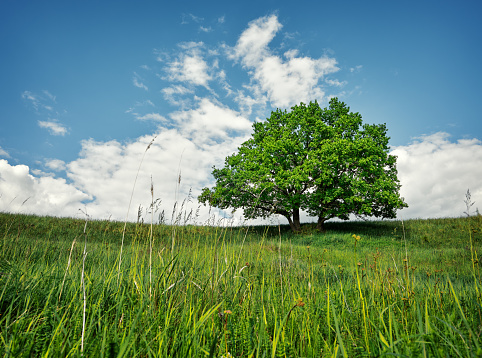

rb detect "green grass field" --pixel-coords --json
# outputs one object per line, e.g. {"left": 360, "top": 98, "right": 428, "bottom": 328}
{"left": 0, "top": 212, "right": 481, "bottom": 357}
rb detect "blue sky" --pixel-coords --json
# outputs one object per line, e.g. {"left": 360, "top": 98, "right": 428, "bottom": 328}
{"left": 1, "top": 0, "right": 481, "bottom": 222}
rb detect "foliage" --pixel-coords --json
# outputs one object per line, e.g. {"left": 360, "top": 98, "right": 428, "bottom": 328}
{"left": 199, "top": 98, "right": 407, "bottom": 232}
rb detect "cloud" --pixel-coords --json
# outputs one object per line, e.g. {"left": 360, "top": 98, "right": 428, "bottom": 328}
{"left": 181, "top": 13, "right": 204, "bottom": 24}
{"left": 165, "top": 43, "right": 213, "bottom": 88}
{"left": 133, "top": 72, "right": 148, "bottom": 90}
{"left": 18, "top": 15, "right": 478, "bottom": 226}
{"left": 136, "top": 113, "right": 167, "bottom": 122}
{"left": 62, "top": 99, "right": 252, "bottom": 222}
{"left": 0, "top": 146, "right": 9, "bottom": 158}
{"left": 0, "top": 159, "right": 91, "bottom": 216}
{"left": 45, "top": 158, "right": 66, "bottom": 171}
{"left": 162, "top": 85, "right": 195, "bottom": 107}
{"left": 42, "top": 90, "right": 57, "bottom": 102}
{"left": 21, "top": 91, "right": 41, "bottom": 110}
{"left": 169, "top": 97, "right": 252, "bottom": 146}
{"left": 392, "top": 132, "right": 482, "bottom": 219}
{"left": 228, "top": 14, "right": 340, "bottom": 108}
{"left": 38, "top": 120, "right": 68, "bottom": 136}
{"left": 22, "top": 90, "right": 69, "bottom": 136}
{"left": 350, "top": 65, "right": 363, "bottom": 73}
{"left": 199, "top": 26, "right": 212, "bottom": 33}
{"left": 2, "top": 96, "right": 253, "bottom": 222}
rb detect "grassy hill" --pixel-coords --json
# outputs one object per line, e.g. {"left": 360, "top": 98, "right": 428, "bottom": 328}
{"left": 0, "top": 212, "right": 481, "bottom": 357}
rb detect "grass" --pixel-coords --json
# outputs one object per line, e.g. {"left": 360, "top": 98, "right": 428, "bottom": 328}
{"left": 0, "top": 211, "right": 481, "bottom": 357}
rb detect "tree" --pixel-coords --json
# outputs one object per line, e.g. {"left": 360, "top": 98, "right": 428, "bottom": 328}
{"left": 198, "top": 98, "right": 408, "bottom": 232}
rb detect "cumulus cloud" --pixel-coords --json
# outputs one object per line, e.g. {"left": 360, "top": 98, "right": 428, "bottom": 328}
{"left": 229, "top": 14, "right": 339, "bottom": 108}
{"left": 170, "top": 98, "right": 252, "bottom": 146}
{"left": 63, "top": 106, "right": 251, "bottom": 222}
{"left": 0, "top": 97, "right": 253, "bottom": 222}
{"left": 392, "top": 132, "right": 482, "bottom": 219}
{"left": 165, "top": 43, "right": 212, "bottom": 88}
{"left": 0, "top": 159, "right": 91, "bottom": 216}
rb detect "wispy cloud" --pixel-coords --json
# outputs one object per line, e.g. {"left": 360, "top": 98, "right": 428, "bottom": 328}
{"left": 181, "top": 13, "right": 204, "bottom": 25}
{"left": 162, "top": 85, "right": 194, "bottom": 107}
{"left": 38, "top": 120, "right": 68, "bottom": 136}
{"left": 350, "top": 65, "right": 363, "bottom": 73}
{"left": 0, "top": 146, "right": 10, "bottom": 158}
{"left": 22, "top": 90, "right": 69, "bottom": 136}
{"left": 22, "top": 91, "right": 44, "bottom": 111}
{"left": 42, "top": 90, "right": 56, "bottom": 102}
{"left": 199, "top": 26, "right": 212, "bottom": 33}
{"left": 133, "top": 72, "right": 148, "bottom": 90}
{"left": 136, "top": 113, "right": 167, "bottom": 122}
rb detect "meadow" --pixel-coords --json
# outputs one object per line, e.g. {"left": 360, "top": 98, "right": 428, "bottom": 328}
{"left": 0, "top": 211, "right": 481, "bottom": 357}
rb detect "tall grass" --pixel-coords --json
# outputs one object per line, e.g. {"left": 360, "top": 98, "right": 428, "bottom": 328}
{"left": 0, "top": 212, "right": 481, "bottom": 356}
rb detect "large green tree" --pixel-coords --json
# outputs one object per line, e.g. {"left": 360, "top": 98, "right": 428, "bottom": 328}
{"left": 198, "top": 98, "right": 407, "bottom": 232}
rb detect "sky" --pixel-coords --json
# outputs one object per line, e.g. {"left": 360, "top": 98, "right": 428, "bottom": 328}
{"left": 1, "top": 0, "right": 482, "bottom": 225}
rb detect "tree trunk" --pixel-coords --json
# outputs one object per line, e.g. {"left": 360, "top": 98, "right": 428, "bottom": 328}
{"left": 316, "top": 216, "right": 326, "bottom": 232}
{"left": 287, "top": 208, "right": 301, "bottom": 233}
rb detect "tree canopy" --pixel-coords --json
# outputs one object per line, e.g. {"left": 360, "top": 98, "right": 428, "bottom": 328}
{"left": 198, "top": 98, "right": 408, "bottom": 232}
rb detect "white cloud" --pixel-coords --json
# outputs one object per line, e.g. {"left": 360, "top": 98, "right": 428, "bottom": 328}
{"left": 15, "top": 16, "right": 481, "bottom": 227}
{"left": 63, "top": 105, "right": 251, "bottom": 222}
{"left": 0, "top": 146, "right": 9, "bottom": 158}
{"left": 45, "top": 158, "right": 66, "bottom": 171}
{"left": 0, "top": 159, "right": 91, "bottom": 216}
{"left": 181, "top": 13, "right": 204, "bottom": 24}
{"left": 229, "top": 14, "right": 339, "bottom": 108}
{"left": 165, "top": 45, "right": 212, "bottom": 88}
{"left": 392, "top": 132, "right": 482, "bottom": 219}
{"left": 199, "top": 26, "right": 212, "bottom": 33}
{"left": 229, "top": 15, "right": 282, "bottom": 67}
{"left": 136, "top": 113, "right": 167, "bottom": 122}
{"left": 133, "top": 72, "right": 148, "bottom": 90}
{"left": 162, "top": 85, "right": 195, "bottom": 107}
{"left": 38, "top": 120, "right": 68, "bottom": 136}
{"left": 21, "top": 90, "right": 42, "bottom": 111}
{"left": 350, "top": 65, "right": 363, "bottom": 73}
{"left": 169, "top": 97, "right": 252, "bottom": 146}
{"left": 325, "top": 79, "right": 347, "bottom": 87}
{"left": 2, "top": 97, "right": 253, "bottom": 222}
{"left": 22, "top": 90, "right": 58, "bottom": 113}
{"left": 42, "top": 90, "right": 57, "bottom": 102}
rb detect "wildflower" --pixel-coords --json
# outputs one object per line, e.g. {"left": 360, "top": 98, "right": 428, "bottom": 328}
{"left": 295, "top": 298, "right": 305, "bottom": 307}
